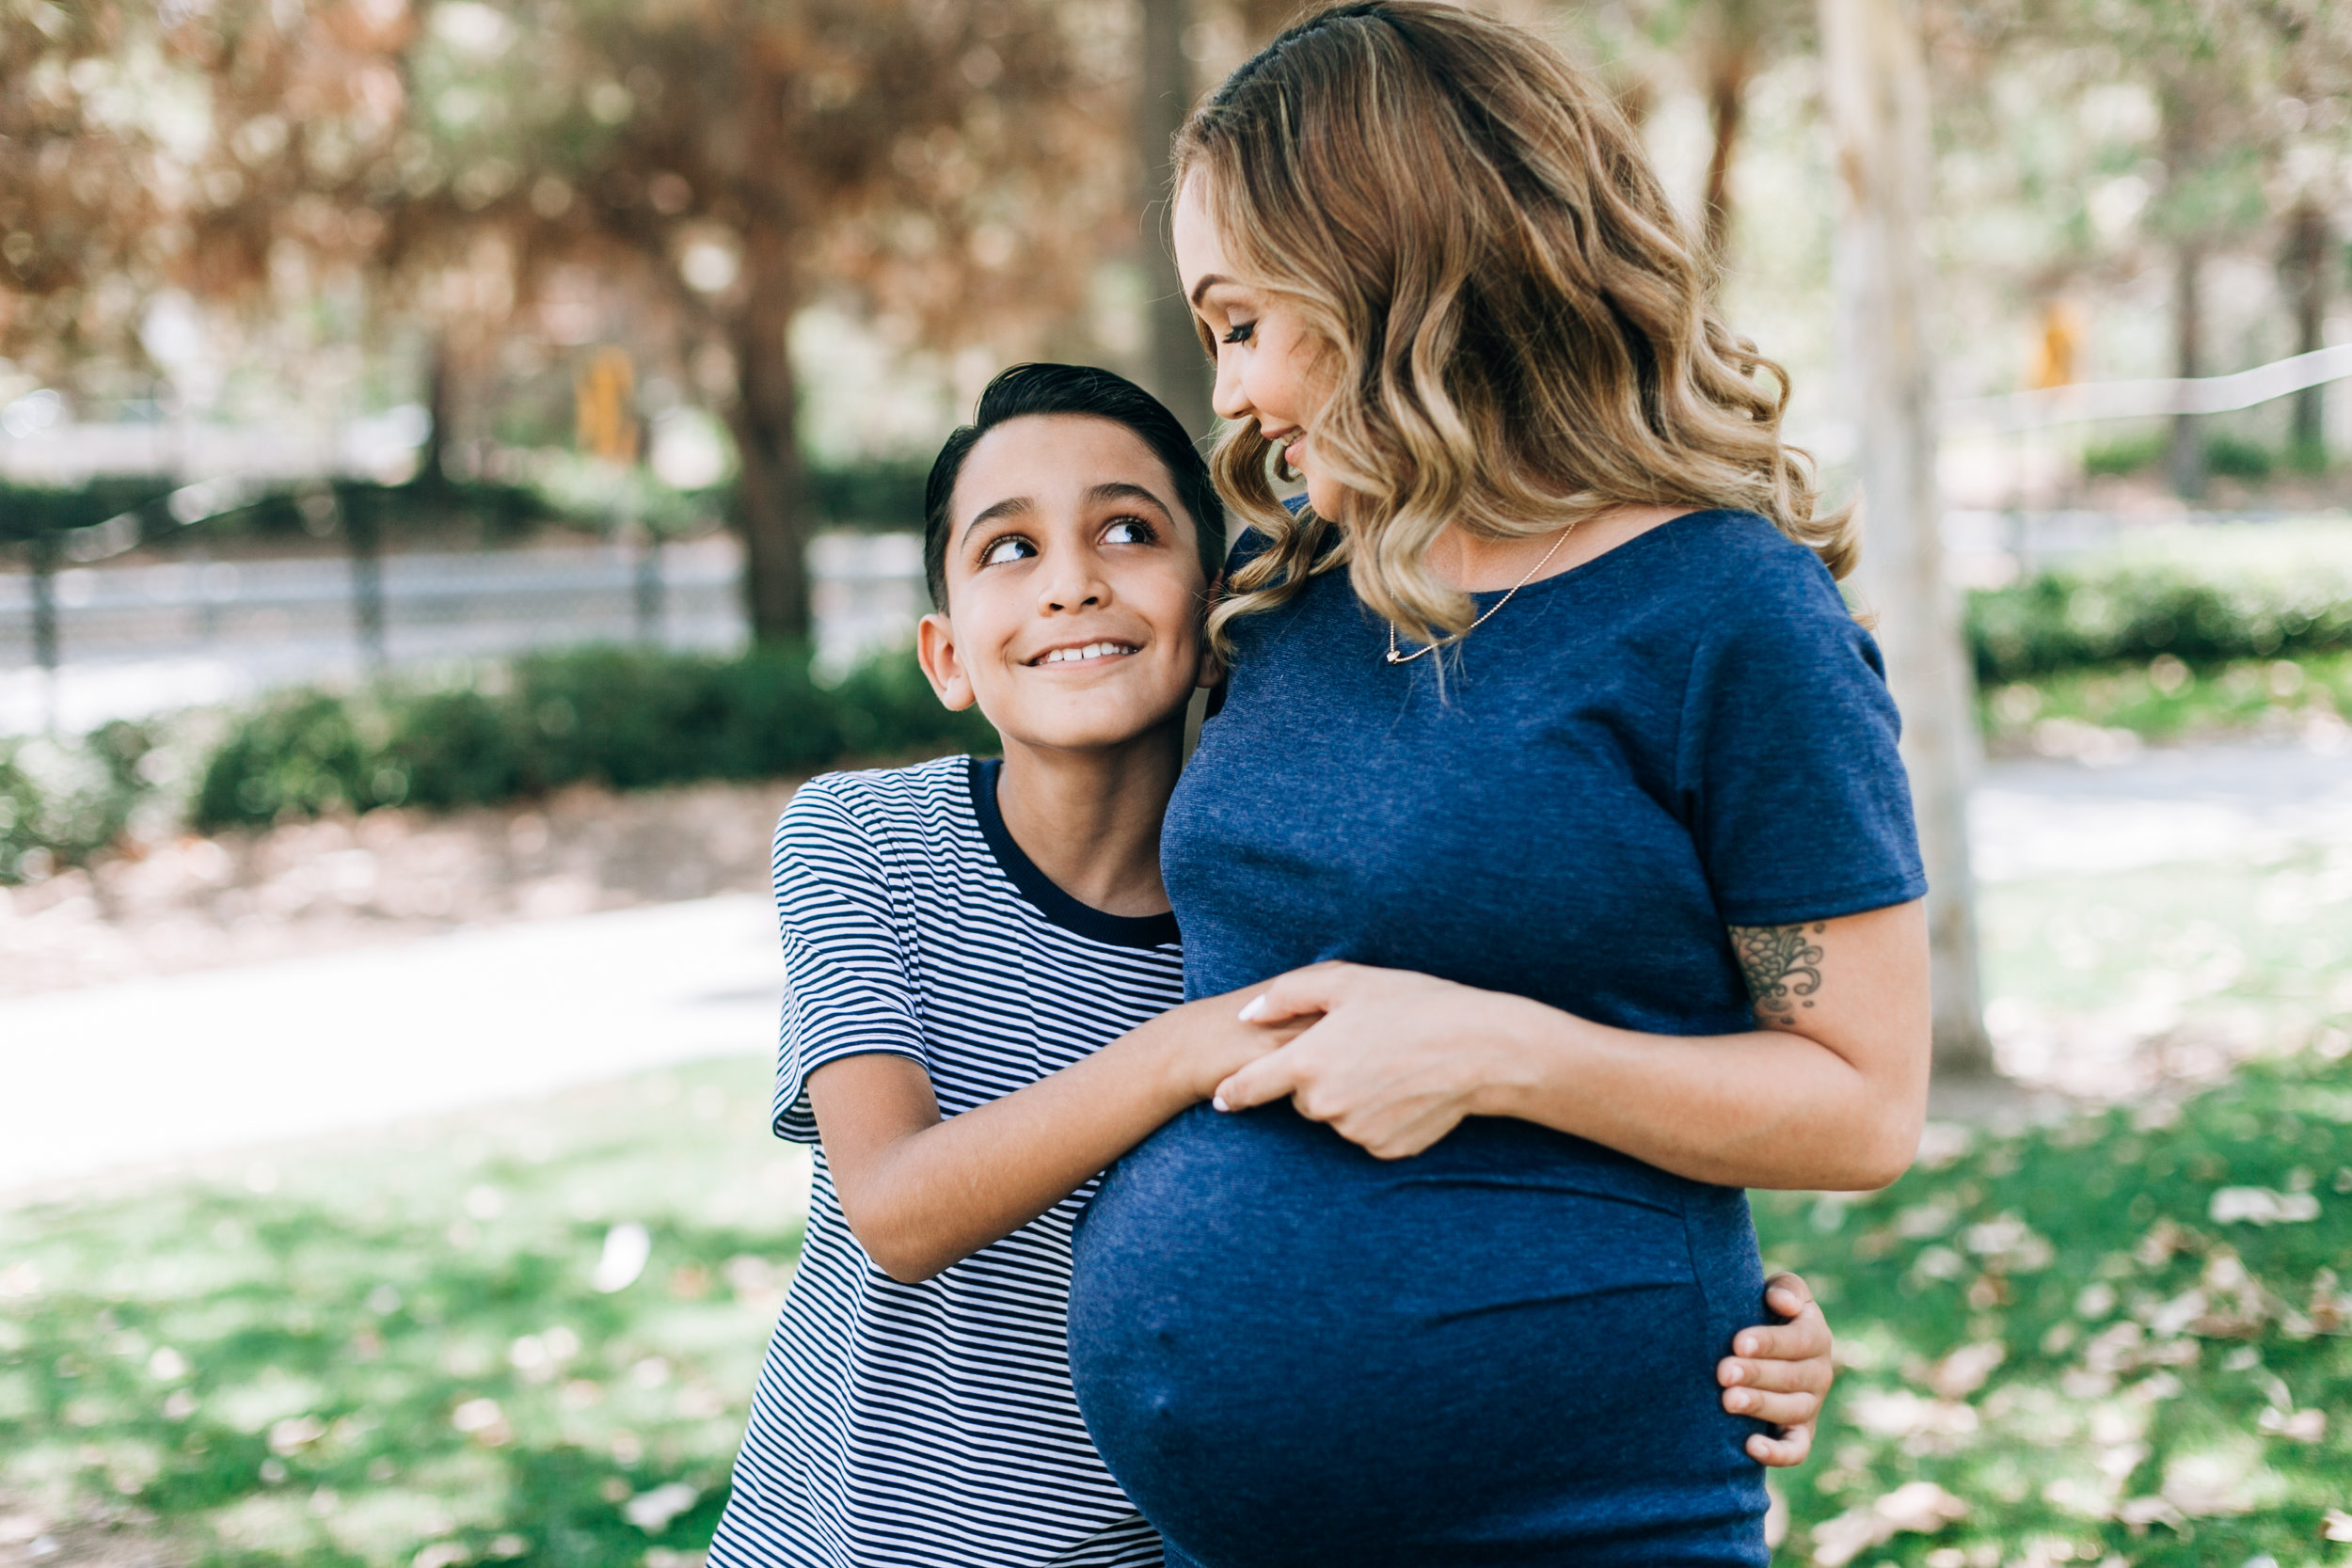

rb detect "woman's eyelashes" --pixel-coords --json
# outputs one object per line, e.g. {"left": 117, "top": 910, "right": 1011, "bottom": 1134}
{"left": 1220, "top": 319, "right": 1256, "bottom": 345}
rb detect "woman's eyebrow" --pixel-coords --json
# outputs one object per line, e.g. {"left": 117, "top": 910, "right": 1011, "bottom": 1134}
{"left": 1087, "top": 482, "right": 1174, "bottom": 521}
{"left": 1187, "top": 273, "right": 1233, "bottom": 309}
{"left": 959, "top": 494, "right": 1031, "bottom": 544}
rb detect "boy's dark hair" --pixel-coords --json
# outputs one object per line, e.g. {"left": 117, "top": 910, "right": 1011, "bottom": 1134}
{"left": 923, "top": 362, "right": 1224, "bottom": 610}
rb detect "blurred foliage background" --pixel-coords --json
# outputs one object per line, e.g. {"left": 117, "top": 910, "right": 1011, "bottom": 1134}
{"left": 6, "top": 0, "right": 2352, "bottom": 634}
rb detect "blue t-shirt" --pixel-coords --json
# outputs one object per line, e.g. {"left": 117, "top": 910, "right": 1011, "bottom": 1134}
{"left": 1170, "top": 506, "right": 1925, "bottom": 1020}
{"left": 1065, "top": 510, "right": 1924, "bottom": 1568}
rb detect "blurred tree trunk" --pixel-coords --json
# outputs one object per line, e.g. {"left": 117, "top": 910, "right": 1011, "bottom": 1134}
{"left": 2158, "top": 83, "right": 2209, "bottom": 502}
{"left": 1700, "top": 2, "right": 1758, "bottom": 267}
{"left": 2282, "top": 199, "right": 2330, "bottom": 465}
{"left": 1138, "top": 0, "right": 1213, "bottom": 437}
{"left": 1819, "top": 0, "right": 1992, "bottom": 1077}
{"left": 726, "top": 225, "right": 813, "bottom": 645}
{"left": 421, "top": 336, "right": 456, "bottom": 497}
{"left": 2167, "top": 238, "right": 2207, "bottom": 499}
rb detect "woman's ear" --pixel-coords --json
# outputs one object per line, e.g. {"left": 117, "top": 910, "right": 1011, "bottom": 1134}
{"left": 915, "top": 612, "right": 977, "bottom": 711}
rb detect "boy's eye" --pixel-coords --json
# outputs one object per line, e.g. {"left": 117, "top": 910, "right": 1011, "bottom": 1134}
{"left": 1102, "top": 517, "right": 1156, "bottom": 546}
{"left": 1221, "top": 320, "right": 1256, "bottom": 345}
{"left": 979, "top": 536, "right": 1035, "bottom": 567}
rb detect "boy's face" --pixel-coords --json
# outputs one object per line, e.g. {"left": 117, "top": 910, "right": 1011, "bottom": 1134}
{"left": 918, "top": 414, "right": 1217, "bottom": 756}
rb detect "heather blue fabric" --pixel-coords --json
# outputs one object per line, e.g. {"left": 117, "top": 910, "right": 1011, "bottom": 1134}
{"left": 1067, "top": 510, "right": 1926, "bottom": 1568}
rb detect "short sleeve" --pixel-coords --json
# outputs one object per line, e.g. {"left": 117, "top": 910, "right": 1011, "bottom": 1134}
{"left": 768, "top": 779, "right": 929, "bottom": 1144}
{"left": 1676, "top": 550, "right": 1929, "bottom": 928}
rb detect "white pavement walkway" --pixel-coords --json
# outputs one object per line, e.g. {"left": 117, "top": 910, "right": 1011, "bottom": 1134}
{"left": 5, "top": 741, "right": 2349, "bottom": 1194}
{"left": 0, "top": 895, "right": 783, "bottom": 1193}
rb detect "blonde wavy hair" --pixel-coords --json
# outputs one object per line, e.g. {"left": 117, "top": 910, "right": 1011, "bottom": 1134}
{"left": 1178, "top": 0, "right": 1856, "bottom": 656}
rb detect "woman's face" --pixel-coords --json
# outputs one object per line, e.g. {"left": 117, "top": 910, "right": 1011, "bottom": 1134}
{"left": 1173, "top": 178, "right": 1346, "bottom": 520}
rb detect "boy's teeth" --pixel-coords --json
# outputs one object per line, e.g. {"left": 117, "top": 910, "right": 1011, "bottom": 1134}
{"left": 1042, "top": 642, "right": 1132, "bottom": 664}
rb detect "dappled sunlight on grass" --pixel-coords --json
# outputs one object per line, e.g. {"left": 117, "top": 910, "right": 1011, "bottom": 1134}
{"left": 8, "top": 847, "right": 2352, "bottom": 1565}
{"left": 1981, "top": 845, "right": 2352, "bottom": 1101}
{"left": 1, "top": 1061, "right": 802, "bottom": 1567}
{"left": 1756, "top": 1048, "right": 2352, "bottom": 1565}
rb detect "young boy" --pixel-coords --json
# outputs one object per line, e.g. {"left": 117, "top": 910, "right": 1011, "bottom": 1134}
{"left": 705, "top": 364, "right": 1833, "bottom": 1568}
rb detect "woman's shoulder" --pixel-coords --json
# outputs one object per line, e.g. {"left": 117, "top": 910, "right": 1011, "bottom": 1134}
{"left": 1644, "top": 509, "right": 1850, "bottom": 622}
{"left": 1660, "top": 507, "right": 1830, "bottom": 573}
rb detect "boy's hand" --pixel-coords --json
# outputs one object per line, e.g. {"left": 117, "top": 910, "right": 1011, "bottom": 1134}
{"left": 1158, "top": 985, "right": 1317, "bottom": 1103}
{"left": 1718, "top": 1272, "right": 1833, "bottom": 1466}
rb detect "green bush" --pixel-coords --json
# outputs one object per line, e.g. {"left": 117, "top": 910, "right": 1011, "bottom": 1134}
{"left": 1966, "top": 524, "right": 2352, "bottom": 683}
{"left": 2205, "top": 431, "right": 2275, "bottom": 481}
{"left": 2081, "top": 432, "right": 2166, "bottom": 477}
{"left": 2075, "top": 431, "right": 2288, "bottom": 483}
{"left": 190, "top": 644, "right": 993, "bottom": 831}
{"left": 0, "top": 721, "right": 157, "bottom": 881}
{"left": 190, "top": 690, "right": 392, "bottom": 826}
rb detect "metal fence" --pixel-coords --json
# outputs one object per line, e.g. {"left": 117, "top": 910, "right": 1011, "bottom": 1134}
{"left": 0, "top": 530, "right": 928, "bottom": 735}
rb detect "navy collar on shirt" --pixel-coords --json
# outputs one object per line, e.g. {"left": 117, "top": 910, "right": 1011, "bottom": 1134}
{"left": 967, "top": 756, "right": 1182, "bottom": 950}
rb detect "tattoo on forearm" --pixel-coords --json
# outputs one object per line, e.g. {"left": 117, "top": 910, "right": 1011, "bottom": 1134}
{"left": 1730, "top": 924, "right": 1827, "bottom": 1028}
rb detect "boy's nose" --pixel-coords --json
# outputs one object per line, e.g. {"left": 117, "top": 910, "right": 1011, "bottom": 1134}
{"left": 1039, "top": 562, "right": 1110, "bottom": 614}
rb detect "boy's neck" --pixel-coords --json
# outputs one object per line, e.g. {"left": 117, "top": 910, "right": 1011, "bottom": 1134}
{"left": 993, "top": 721, "right": 1186, "bottom": 919}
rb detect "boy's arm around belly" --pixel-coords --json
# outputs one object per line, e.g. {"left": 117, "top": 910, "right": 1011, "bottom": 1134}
{"left": 810, "top": 983, "right": 1303, "bottom": 1282}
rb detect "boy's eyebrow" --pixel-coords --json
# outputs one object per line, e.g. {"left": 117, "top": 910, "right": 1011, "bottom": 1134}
{"left": 1088, "top": 481, "right": 1175, "bottom": 520}
{"left": 959, "top": 494, "right": 1032, "bottom": 544}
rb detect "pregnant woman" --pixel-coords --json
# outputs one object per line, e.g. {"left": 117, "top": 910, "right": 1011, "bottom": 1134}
{"left": 1065, "top": 6, "right": 1931, "bottom": 1565}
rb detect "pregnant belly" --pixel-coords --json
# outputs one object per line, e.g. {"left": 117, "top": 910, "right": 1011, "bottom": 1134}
{"left": 1067, "top": 1104, "right": 1768, "bottom": 1568}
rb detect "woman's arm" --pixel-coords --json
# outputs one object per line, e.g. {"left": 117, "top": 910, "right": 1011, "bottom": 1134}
{"left": 812, "top": 988, "right": 1295, "bottom": 1283}
{"left": 1215, "top": 899, "right": 1930, "bottom": 1191}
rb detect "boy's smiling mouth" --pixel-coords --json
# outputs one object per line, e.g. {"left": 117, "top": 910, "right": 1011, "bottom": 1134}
{"left": 1027, "top": 641, "right": 1141, "bottom": 667}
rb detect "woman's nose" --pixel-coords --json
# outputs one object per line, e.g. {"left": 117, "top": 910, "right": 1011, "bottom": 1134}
{"left": 1209, "top": 347, "right": 1251, "bottom": 424}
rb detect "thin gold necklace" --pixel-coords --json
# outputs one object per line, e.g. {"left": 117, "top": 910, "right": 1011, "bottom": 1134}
{"left": 1384, "top": 522, "right": 1578, "bottom": 665}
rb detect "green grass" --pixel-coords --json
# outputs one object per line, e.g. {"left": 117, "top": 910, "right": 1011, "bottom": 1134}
{"left": 1752, "top": 842, "right": 2352, "bottom": 1565}
{"left": 1755, "top": 1046, "right": 2352, "bottom": 1567}
{"left": 1983, "top": 650, "right": 2352, "bottom": 749}
{"left": 0, "top": 1060, "right": 805, "bottom": 1567}
{"left": 8, "top": 849, "right": 2352, "bottom": 1564}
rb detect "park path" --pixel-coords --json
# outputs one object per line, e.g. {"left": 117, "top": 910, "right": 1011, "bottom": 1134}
{"left": 0, "top": 895, "right": 780, "bottom": 1194}
{"left": 4, "top": 739, "right": 2348, "bottom": 1195}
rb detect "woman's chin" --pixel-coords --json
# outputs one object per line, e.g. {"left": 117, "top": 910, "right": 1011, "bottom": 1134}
{"left": 1303, "top": 474, "right": 1348, "bottom": 520}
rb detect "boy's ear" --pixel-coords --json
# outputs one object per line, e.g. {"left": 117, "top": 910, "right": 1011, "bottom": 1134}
{"left": 916, "top": 612, "right": 977, "bottom": 711}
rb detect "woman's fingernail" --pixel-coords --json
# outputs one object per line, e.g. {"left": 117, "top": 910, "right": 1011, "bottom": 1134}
{"left": 1238, "top": 996, "right": 1269, "bottom": 1022}
{"left": 1727, "top": 1390, "right": 1749, "bottom": 1412}
{"left": 1724, "top": 1361, "right": 1744, "bottom": 1384}
{"left": 1212, "top": 1094, "right": 1230, "bottom": 1112}
{"left": 1736, "top": 1335, "right": 1756, "bottom": 1356}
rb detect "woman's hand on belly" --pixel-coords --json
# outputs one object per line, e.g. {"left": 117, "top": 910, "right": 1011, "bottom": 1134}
{"left": 1217, "top": 963, "right": 1513, "bottom": 1158}
{"left": 1216, "top": 900, "right": 1930, "bottom": 1189}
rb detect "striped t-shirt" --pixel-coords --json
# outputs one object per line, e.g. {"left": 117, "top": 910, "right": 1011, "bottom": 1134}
{"left": 707, "top": 754, "right": 1184, "bottom": 1568}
